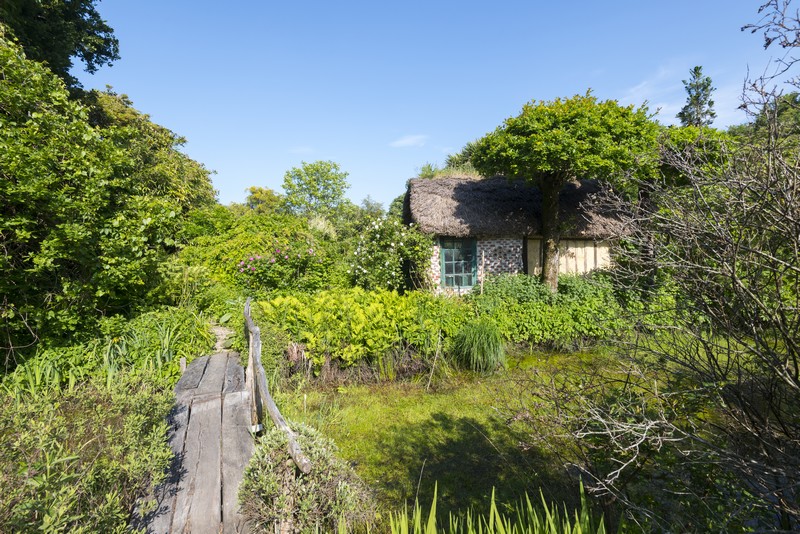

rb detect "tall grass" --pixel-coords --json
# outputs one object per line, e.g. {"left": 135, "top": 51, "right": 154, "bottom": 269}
{"left": 452, "top": 316, "right": 505, "bottom": 373}
{"left": 389, "top": 483, "right": 606, "bottom": 534}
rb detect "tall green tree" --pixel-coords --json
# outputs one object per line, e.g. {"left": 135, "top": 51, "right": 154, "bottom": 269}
{"left": 0, "top": 34, "right": 213, "bottom": 362}
{"left": 0, "top": 1, "right": 118, "bottom": 87}
{"left": 281, "top": 160, "right": 350, "bottom": 218}
{"left": 677, "top": 66, "right": 717, "bottom": 127}
{"left": 471, "top": 91, "right": 659, "bottom": 291}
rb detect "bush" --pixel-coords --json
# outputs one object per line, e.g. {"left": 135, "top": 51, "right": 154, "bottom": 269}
{"left": 239, "top": 423, "right": 374, "bottom": 532}
{"left": 470, "top": 274, "right": 626, "bottom": 350}
{"left": 0, "top": 372, "right": 173, "bottom": 533}
{"left": 453, "top": 316, "right": 506, "bottom": 373}
{"left": 258, "top": 289, "right": 471, "bottom": 369}
{"left": 349, "top": 217, "right": 433, "bottom": 292}
{"left": 2, "top": 306, "right": 214, "bottom": 396}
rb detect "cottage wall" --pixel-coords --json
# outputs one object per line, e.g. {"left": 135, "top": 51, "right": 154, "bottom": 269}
{"left": 526, "top": 238, "right": 612, "bottom": 275}
{"left": 477, "top": 237, "right": 524, "bottom": 277}
{"left": 431, "top": 236, "right": 523, "bottom": 294}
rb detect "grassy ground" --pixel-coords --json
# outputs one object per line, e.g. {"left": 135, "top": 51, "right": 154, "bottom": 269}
{"left": 275, "top": 348, "right": 611, "bottom": 520}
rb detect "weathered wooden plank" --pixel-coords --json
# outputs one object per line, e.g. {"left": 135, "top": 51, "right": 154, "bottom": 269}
{"left": 223, "top": 354, "right": 246, "bottom": 394}
{"left": 175, "top": 356, "right": 210, "bottom": 394}
{"left": 195, "top": 353, "right": 228, "bottom": 397}
{"left": 172, "top": 396, "right": 223, "bottom": 533}
{"left": 130, "top": 400, "right": 191, "bottom": 533}
{"left": 222, "top": 390, "right": 254, "bottom": 534}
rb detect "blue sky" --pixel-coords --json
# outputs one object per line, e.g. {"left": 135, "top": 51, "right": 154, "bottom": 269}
{"left": 74, "top": 1, "right": 785, "bottom": 208}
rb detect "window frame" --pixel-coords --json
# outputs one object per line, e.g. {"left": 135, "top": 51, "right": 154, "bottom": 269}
{"left": 439, "top": 237, "right": 478, "bottom": 288}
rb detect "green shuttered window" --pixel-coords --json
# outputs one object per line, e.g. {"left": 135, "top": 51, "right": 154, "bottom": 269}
{"left": 440, "top": 237, "right": 477, "bottom": 288}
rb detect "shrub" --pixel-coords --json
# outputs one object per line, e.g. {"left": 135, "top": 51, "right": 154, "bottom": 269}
{"left": 0, "top": 372, "right": 173, "bottom": 533}
{"left": 349, "top": 217, "right": 433, "bottom": 292}
{"left": 470, "top": 274, "right": 626, "bottom": 350}
{"left": 2, "top": 306, "right": 214, "bottom": 396}
{"left": 239, "top": 423, "right": 374, "bottom": 532}
{"left": 453, "top": 316, "right": 506, "bottom": 373}
{"left": 258, "top": 289, "right": 471, "bottom": 369}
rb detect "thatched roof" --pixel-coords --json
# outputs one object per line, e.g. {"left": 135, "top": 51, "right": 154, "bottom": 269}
{"left": 405, "top": 176, "right": 622, "bottom": 239}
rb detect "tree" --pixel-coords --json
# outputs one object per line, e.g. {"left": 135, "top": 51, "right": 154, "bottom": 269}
{"left": 507, "top": 5, "right": 800, "bottom": 528}
{"left": 0, "top": 1, "right": 119, "bottom": 87}
{"left": 0, "top": 34, "right": 213, "bottom": 362}
{"left": 471, "top": 91, "right": 659, "bottom": 292}
{"left": 677, "top": 66, "right": 717, "bottom": 127}
{"left": 245, "top": 186, "right": 283, "bottom": 214}
{"left": 281, "top": 160, "right": 350, "bottom": 218}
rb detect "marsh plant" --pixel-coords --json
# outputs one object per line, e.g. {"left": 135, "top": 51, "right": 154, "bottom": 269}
{"left": 452, "top": 316, "right": 506, "bottom": 373}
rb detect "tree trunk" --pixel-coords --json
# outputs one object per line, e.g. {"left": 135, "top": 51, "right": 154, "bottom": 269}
{"left": 540, "top": 179, "right": 561, "bottom": 293}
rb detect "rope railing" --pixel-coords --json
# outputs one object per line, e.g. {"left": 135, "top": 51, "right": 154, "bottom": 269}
{"left": 244, "top": 297, "right": 311, "bottom": 474}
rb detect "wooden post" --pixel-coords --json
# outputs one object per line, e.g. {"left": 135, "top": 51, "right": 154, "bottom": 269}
{"left": 480, "top": 250, "right": 485, "bottom": 295}
{"left": 244, "top": 298, "right": 311, "bottom": 474}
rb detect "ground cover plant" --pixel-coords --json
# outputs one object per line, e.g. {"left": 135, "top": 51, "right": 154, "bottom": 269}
{"left": 240, "top": 423, "right": 375, "bottom": 533}
{"left": 274, "top": 351, "right": 612, "bottom": 525}
{"left": 0, "top": 371, "right": 174, "bottom": 533}
{"left": 256, "top": 274, "right": 626, "bottom": 375}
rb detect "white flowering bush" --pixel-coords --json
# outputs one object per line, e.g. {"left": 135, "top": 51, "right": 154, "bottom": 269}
{"left": 349, "top": 217, "right": 432, "bottom": 292}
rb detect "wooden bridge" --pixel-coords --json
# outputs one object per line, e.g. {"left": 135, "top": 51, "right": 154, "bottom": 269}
{"left": 133, "top": 300, "right": 309, "bottom": 534}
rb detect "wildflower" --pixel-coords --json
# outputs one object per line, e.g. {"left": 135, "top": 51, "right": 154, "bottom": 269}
{"left": 270, "top": 258, "right": 275, "bottom": 263}
{"left": 239, "top": 268, "right": 244, "bottom": 272}
{"left": 251, "top": 266, "right": 256, "bottom": 271}
{"left": 284, "top": 255, "right": 288, "bottom": 259}
{"left": 249, "top": 257, "right": 254, "bottom": 261}
{"left": 276, "top": 248, "right": 281, "bottom": 253}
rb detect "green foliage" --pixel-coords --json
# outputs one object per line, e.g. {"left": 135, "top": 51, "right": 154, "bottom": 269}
{"left": 179, "top": 209, "right": 343, "bottom": 295}
{"left": 658, "top": 125, "right": 733, "bottom": 187}
{"left": 389, "top": 483, "right": 606, "bottom": 534}
{"left": 282, "top": 160, "right": 350, "bottom": 218}
{"left": 236, "top": 241, "right": 333, "bottom": 293}
{"left": 471, "top": 91, "right": 659, "bottom": 187}
{"left": 350, "top": 217, "right": 433, "bottom": 292}
{"left": 452, "top": 316, "right": 505, "bottom": 373}
{"left": 239, "top": 422, "right": 375, "bottom": 533}
{"left": 418, "top": 162, "right": 440, "bottom": 178}
{"left": 245, "top": 186, "right": 283, "bottom": 214}
{"left": 259, "top": 289, "right": 470, "bottom": 368}
{"left": 0, "top": 34, "right": 216, "bottom": 358}
{"left": 0, "top": 3, "right": 118, "bottom": 87}
{"left": 471, "top": 91, "right": 659, "bottom": 289}
{"left": 677, "top": 66, "right": 716, "bottom": 127}
{"left": 469, "top": 274, "right": 625, "bottom": 350}
{"left": 2, "top": 306, "right": 214, "bottom": 396}
{"left": 0, "top": 372, "right": 173, "bottom": 533}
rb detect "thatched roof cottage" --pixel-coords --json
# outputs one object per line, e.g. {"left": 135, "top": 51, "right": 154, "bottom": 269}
{"left": 404, "top": 176, "right": 620, "bottom": 292}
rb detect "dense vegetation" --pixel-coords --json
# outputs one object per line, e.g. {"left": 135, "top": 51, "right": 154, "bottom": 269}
{"left": 2, "top": 1, "right": 800, "bottom": 532}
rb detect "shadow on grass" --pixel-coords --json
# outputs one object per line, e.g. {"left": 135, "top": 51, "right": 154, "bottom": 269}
{"left": 372, "top": 410, "right": 570, "bottom": 519}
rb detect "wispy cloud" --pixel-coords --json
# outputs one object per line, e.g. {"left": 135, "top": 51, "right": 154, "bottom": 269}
{"left": 623, "top": 63, "right": 751, "bottom": 128}
{"left": 389, "top": 134, "right": 429, "bottom": 148}
{"left": 621, "top": 63, "right": 685, "bottom": 125}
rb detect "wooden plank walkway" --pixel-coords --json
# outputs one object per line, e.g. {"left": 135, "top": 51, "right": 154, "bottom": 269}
{"left": 133, "top": 352, "right": 254, "bottom": 534}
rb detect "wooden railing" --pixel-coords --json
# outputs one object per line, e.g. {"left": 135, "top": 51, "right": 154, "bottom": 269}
{"left": 244, "top": 297, "right": 311, "bottom": 474}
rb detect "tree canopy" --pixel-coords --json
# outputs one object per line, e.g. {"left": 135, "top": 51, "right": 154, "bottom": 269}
{"left": 0, "top": 33, "right": 213, "bottom": 362}
{"left": 0, "top": 1, "right": 118, "bottom": 87}
{"left": 471, "top": 91, "right": 659, "bottom": 291}
{"left": 281, "top": 160, "right": 350, "bottom": 218}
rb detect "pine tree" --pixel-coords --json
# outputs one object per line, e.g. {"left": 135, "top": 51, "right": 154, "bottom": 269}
{"left": 677, "top": 66, "right": 716, "bottom": 127}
